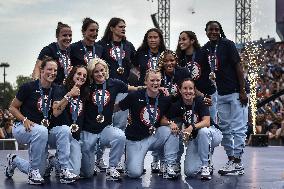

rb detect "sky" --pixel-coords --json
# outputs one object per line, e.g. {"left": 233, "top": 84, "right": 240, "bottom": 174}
{"left": 0, "top": 0, "right": 279, "bottom": 86}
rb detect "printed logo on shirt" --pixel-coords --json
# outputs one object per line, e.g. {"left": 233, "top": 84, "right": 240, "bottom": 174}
{"left": 69, "top": 97, "right": 83, "bottom": 116}
{"left": 187, "top": 62, "right": 201, "bottom": 80}
{"left": 147, "top": 56, "right": 159, "bottom": 70}
{"left": 139, "top": 106, "right": 161, "bottom": 127}
{"left": 91, "top": 90, "right": 111, "bottom": 106}
{"left": 183, "top": 110, "right": 199, "bottom": 125}
{"left": 37, "top": 95, "right": 52, "bottom": 113}
{"left": 109, "top": 46, "right": 125, "bottom": 61}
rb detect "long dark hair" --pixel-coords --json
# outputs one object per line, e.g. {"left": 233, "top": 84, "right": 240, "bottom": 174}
{"left": 65, "top": 65, "right": 89, "bottom": 101}
{"left": 205, "top": 21, "right": 226, "bottom": 39}
{"left": 137, "top": 28, "right": 166, "bottom": 52}
{"left": 176, "top": 31, "right": 201, "bottom": 61}
{"left": 101, "top": 17, "right": 125, "bottom": 42}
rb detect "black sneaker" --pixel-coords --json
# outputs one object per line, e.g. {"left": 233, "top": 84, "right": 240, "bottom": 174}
{"left": 5, "top": 154, "right": 17, "bottom": 178}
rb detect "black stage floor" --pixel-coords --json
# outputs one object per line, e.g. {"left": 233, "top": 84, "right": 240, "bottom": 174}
{"left": 0, "top": 146, "right": 284, "bottom": 189}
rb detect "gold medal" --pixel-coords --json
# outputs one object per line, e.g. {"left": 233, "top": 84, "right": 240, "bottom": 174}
{"left": 70, "top": 124, "right": 79, "bottom": 133}
{"left": 41, "top": 119, "right": 50, "bottom": 127}
{"left": 117, "top": 67, "right": 124, "bottom": 75}
{"left": 96, "top": 114, "right": 104, "bottom": 123}
{"left": 209, "top": 72, "right": 216, "bottom": 80}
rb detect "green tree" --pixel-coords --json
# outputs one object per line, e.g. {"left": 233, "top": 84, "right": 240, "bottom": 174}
{"left": 15, "top": 75, "right": 33, "bottom": 92}
{"left": 0, "top": 82, "right": 14, "bottom": 109}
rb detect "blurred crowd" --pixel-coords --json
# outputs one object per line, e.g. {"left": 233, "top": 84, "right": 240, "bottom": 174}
{"left": 241, "top": 40, "right": 284, "bottom": 146}
{"left": 0, "top": 108, "right": 14, "bottom": 139}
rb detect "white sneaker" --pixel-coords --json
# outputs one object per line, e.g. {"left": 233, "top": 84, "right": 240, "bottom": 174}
{"left": 96, "top": 158, "right": 108, "bottom": 171}
{"left": 201, "top": 166, "right": 212, "bottom": 180}
{"left": 27, "top": 169, "right": 45, "bottom": 185}
{"left": 60, "top": 168, "right": 78, "bottom": 184}
{"left": 151, "top": 161, "right": 160, "bottom": 173}
{"left": 163, "top": 164, "right": 178, "bottom": 179}
{"left": 234, "top": 162, "right": 245, "bottom": 175}
{"left": 106, "top": 167, "right": 121, "bottom": 181}
{"left": 158, "top": 162, "right": 166, "bottom": 176}
{"left": 116, "top": 162, "right": 124, "bottom": 173}
{"left": 5, "top": 154, "right": 17, "bottom": 178}
{"left": 218, "top": 161, "right": 236, "bottom": 175}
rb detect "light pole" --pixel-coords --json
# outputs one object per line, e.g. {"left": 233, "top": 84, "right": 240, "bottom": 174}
{"left": 0, "top": 62, "right": 10, "bottom": 108}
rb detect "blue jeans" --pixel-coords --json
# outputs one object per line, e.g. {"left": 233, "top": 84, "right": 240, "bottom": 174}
{"left": 184, "top": 126, "right": 222, "bottom": 177}
{"left": 12, "top": 122, "right": 48, "bottom": 175}
{"left": 126, "top": 126, "right": 179, "bottom": 178}
{"left": 217, "top": 93, "right": 248, "bottom": 159}
{"left": 48, "top": 125, "right": 72, "bottom": 169}
{"left": 209, "top": 91, "right": 218, "bottom": 123}
{"left": 68, "top": 138, "right": 82, "bottom": 175}
{"left": 80, "top": 126, "right": 126, "bottom": 178}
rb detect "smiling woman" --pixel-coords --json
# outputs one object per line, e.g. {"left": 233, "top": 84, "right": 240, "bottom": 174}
{"left": 32, "top": 22, "right": 72, "bottom": 85}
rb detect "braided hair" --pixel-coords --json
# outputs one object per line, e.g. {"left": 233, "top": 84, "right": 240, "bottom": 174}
{"left": 157, "top": 49, "right": 179, "bottom": 71}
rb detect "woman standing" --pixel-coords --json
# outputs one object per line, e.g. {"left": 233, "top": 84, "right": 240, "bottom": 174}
{"left": 134, "top": 28, "right": 166, "bottom": 86}
{"left": 202, "top": 21, "right": 248, "bottom": 175}
{"left": 32, "top": 22, "right": 72, "bottom": 84}
{"left": 162, "top": 78, "right": 222, "bottom": 180}
{"left": 70, "top": 17, "right": 103, "bottom": 66}
{"left": 6, "top": 57, "right": 56, "bottom": 185}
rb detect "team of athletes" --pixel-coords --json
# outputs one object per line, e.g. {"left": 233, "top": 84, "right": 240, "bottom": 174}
{"left": 5, "top": 17, "right": 248, "bottom": 185}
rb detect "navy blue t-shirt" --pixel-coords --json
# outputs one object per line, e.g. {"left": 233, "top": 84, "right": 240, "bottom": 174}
{"left": 70, "top": 40, "right": 103, "bottom": 66}
{"left": 179, "top": 49, "right": 216, "bottom": 96}
{"left": 38, "top": 42, "right": 71, "bottom": 85}
{"left": 83, "top": 79, "right": 128, "bottom": 134}
{"left": 201, "top": 38, "right": 241, "bottom": 95}
{"left": 119, "top": 89, "right": 171, "bottom": 141}
{"left": 97, "top": 39, "right": 136, "bottom": 84}
{"left": 161, "top": 66, "right": 190, "bottom": 96}
{"left": 16, "top": 80, "right": 55, "bottom": 125}
{"left": 51, "top": 85, "right": 84, "bottom": 140}
{"left": 166, "top": 96, "right": 209, "bottom": 138}
{"left": 134, "top": 50, "right": 161, "bottom": 86}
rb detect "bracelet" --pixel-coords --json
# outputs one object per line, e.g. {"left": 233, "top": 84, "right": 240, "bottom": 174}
{"left": 22, "top": 117, "right": 27, "bottom": 124}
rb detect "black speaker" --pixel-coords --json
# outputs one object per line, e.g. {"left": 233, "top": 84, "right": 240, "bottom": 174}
{"left": 251, "top": 134, "right": 268, "bottom": 147}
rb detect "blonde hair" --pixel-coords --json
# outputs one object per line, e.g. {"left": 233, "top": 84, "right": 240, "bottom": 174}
{"left": 87, "top": 58, "right": 109, "bottom": 83}
{"left": 144, "top": 69, "right": 161, "bottom": 82}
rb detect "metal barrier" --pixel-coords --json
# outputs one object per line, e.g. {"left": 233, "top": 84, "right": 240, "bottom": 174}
{"left": 0, "top": 139, "right": 19, "bottom": 150}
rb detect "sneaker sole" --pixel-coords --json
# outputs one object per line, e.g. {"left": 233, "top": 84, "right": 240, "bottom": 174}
{"left": 201, "top": 175, "right": 212, "bottom": 180}
{"left": 218, "top": 170, "right": 244, "bottom": 176}
{"left": 5, "top": 166, "right": 13, "bottom": 178}
{"left": 59, "top": 179, "right": 76, "bottom": 184}
{"left": 27, "top": 180, "right": 45, "bottom": 185}
{"left": 106, "top": 176, "right": 122, "bottom": 181}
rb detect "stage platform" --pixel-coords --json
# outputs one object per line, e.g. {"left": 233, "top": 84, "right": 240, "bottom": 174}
{"left": 0, "top": 146, "right": 284, "bottom": 189}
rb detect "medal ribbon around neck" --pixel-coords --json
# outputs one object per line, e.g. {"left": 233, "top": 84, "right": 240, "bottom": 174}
{"left": 186, "top": 52, "right": 196, "bottom": 78}
{"left": 163, "top": 69, "right": 175, "bottom": 95}
{"left": 209, "top": 43, "right": 218, "bottom": 73}
{"left": 71, "top": 96, "right": 80, "bottom": 124}
{"left": 81, "top": 40, "right": 96, "bottom": 64}
{"left": 95, "top": 82, "right": 106, "bottom": 116}
{"left": 56, "top": 43, "right": 70, "bottom": 78}
{"left": 112, "top": 42, "right": 124, "bottom": 68}
{"left": 38, "top": 81, "right": 53, "bottom": 121}
{"left": 145, "top": 91, "right": 159, "bottom": 127}
{"left": 148, "top": 49, "right": 160, "bottom": 70}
